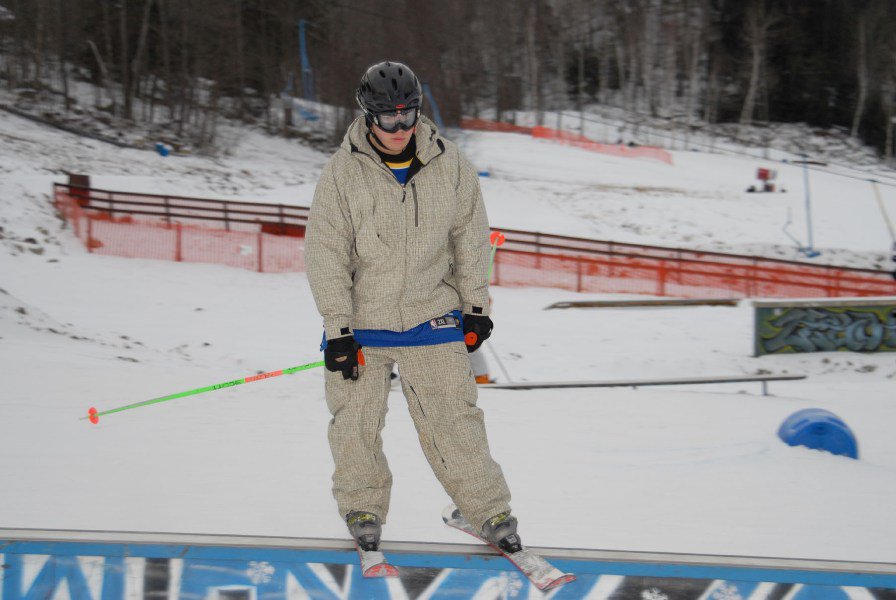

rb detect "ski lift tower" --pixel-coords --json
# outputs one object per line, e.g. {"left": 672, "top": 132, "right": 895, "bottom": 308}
{"left": 298, "top": 20, "right": 315, "bottom": 101}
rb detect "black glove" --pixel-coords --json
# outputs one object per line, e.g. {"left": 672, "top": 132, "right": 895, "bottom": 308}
{"left": 324, "top": 335, "right": 362, "bottom": 380}
{"left": 463, "top": 314, "right": 493, "bottom": 353}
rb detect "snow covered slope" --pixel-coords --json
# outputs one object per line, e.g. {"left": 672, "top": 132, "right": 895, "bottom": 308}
{"left": 1, "top": 109, "right": 895, "bottom": 563}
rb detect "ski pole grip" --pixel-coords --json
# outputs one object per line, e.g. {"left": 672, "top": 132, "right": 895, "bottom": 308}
{"left": 465, "top": 332, "right": 478, "bottom": 346}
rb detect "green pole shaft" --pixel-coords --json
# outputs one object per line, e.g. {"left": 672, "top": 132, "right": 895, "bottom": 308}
{"left": 486, "top": 242, "right": 499, "bottom": 282}
{"left": 85, "top": 359, "right": 325, "bottom": 421}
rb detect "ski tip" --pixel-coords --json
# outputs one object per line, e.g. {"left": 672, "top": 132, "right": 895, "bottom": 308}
{"left": 540, "top": 573, "right": 577, "bottom": 591}
{"left": 363, "top": 563, "right": 400, "bottom": 578}
{"left": 88, "top": 407, "right": 99, "bottom": 424}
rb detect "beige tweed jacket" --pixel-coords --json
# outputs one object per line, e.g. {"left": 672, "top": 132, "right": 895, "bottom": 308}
{"left": 305, "top": 115, "right": 491, "bottom": 340}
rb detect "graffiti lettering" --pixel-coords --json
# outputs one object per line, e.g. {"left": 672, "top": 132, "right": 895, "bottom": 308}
{"left": 757, "top": 306, "right": 896, "bottom": 355}
{"left": 2, "top": 551, "right": 891, "bottom": 600}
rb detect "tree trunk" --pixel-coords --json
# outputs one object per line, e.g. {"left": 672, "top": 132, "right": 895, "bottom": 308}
{"left": 851, "top": 15, "right": 868, "bottom": 138}
{"left": 56, "top": 0, "right": 70, "bottom": 110}
{"left": 640, "top": 2, "right": 658, "bottom": 116}
{"left": 525, "top": 0, "right": 542, "bottom": 125}
{"left": 119, "top": 0, "right": 132, "bottom": 119}
{"left": 684, "top": 0, "right": 706, "bottom": 126}
{"left": 883, "top": 79, "right": 894, "bottom": 162}
{"left": 156, "top": 0, "right": 174, "bottom": 121}
{"left": 233, "top": 0, "right": 246, "bottom": 119}
{"left": 578, "top": 34, "right": 585, "bottom": 135}
{"left": 87, "top": 40, "right": 114, "bottom": 109}
{"left": 176, "top": 4, "right": 190, "bottom": 137}
{"left": 34, "top": 0, "right": 45, "bottom": 82}
{"left": 130, "top": 0, "right": 154, "bottom": 115}
{"left": 739, "top": 1, "right": 778, "bottom": 127}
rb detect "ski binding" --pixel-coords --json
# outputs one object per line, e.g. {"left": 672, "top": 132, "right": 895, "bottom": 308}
{"left": 442, "top": 504, "right": 576, "bottom": 591}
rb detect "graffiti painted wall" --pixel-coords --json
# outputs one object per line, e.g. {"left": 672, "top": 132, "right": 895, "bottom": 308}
{"left": 755, "top": 301, "right": 896, "bottom": 355}
{"left": 2, "top": 541, "right": 896, "bottom": 600}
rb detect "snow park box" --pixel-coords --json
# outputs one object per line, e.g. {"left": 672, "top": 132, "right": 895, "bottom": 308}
{"left": 2, "top": 529, "right": 895, "bottom": 599}
{"left": 753, "top": 297, "right": 896, "bottom": 356}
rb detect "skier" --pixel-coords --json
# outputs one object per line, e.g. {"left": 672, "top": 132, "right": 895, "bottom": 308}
{"left": 305, "top": 61, "right": 521, "bottom": 558}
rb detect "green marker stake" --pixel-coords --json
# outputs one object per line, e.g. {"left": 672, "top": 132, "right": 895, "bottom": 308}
{"left": 84, "top": 352, "right": 362, "bottom": 424}
{"left": 487, "top": 230, "right": 506, "bottom": 282}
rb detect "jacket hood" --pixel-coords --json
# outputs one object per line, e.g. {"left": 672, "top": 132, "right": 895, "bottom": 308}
{"left": 341, "top": 114, "right": 444, "bottom": 165}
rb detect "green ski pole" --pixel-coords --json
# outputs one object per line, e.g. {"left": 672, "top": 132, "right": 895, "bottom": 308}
{"left": 466, "top": 230, "right": 506, "bottom": 348}
{"left": 84, "top": 351, "right": 364, "bottom": 424}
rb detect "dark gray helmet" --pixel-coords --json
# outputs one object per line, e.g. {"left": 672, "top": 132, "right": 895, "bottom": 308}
{"left": 356, "top": 61, "right": 423, "bottom": 116}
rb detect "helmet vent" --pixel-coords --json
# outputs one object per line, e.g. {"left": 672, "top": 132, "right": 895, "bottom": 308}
{"left": 378, "top": 70, "right": 386, "bottom": 78}
{"left": 391, "top": 78, "right": 398, "bottom": 90}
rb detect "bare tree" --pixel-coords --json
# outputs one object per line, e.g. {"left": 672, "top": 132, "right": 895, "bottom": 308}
{"left": 884, "top": 55, "right": 896, "bottom": 163}
{"left": 739, "top": 0, "right": 779, "bottom": 127}
{"left": 851, "top": 10, "right": 869, "bottom": 138}
{"left": 525, "top": 0, "right": 542, "bottom": 125}
{"left": 129, "top": 0, "right": 153, "bottom": 114}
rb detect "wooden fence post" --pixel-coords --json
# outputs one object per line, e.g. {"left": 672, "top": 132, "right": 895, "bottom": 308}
{"left": 576, "top": 258, "right": 583, "bottom": 292}
{"left": 535, "top": 232, "right": 541, "bottom": 270}
{"left": 175, "top": 223, "right": 182, "bottom": 262}
{"left": 657, "top": 261, "right": 666, "bottom": 296}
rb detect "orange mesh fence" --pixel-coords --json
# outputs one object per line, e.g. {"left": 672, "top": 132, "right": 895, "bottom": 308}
{"left": 55, "top": 185, "right": 896, "bottom": 298}
{"left": 459, "top": 118, "right": 673, "bottom": 165}
{"left": 531, "top": 126, "right": 674, "bottom": 165}
{"left": 490, "top": 250, "right": 896, "bottom": 298}
{"left": 56, "top": 187, "right": 306, "bottom": 273}
{"left": 459, "top": 118, "right": 534, "bottom": 134}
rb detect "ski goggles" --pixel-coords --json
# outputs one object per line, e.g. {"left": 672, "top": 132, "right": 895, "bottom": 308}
{"left": 372, "top": 108, "right": 419, "bottom": 133}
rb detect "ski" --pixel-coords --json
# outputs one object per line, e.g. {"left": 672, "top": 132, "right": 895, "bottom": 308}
{"left": 356, "top": 545, "right": 400, "bottom": 577}
{"left": 442, "top": 504, "right": 576, "bottom": 591}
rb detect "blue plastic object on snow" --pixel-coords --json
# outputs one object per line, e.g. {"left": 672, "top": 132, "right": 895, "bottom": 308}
{"left": 155, "top": 142, "right": 170, "bottom": 157}
{"left": 777, "top": 408, "right": 858, "bottom": 459}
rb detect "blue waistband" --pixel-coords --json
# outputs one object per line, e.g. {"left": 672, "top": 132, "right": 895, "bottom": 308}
{"left": 320, "top": 311, "right": 465, "bottom": 349}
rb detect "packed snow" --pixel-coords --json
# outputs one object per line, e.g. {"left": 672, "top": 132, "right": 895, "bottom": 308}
{"left": 1, "top": 107, "right": 895, "bottom": 564}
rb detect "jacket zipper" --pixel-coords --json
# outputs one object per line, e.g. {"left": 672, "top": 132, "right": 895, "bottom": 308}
{"left": 351, "top": 142, "right": 445, "bottom": 329}
{"left": 411, "top": 180, "right": 418, "bottom": 227}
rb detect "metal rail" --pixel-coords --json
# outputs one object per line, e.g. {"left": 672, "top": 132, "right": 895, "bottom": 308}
{"left": 2, "top": 527, "right": 894, "bottom": 580}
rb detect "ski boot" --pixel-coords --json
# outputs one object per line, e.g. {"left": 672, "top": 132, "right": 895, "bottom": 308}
{"left": 482, "top": 511, "right": 523, "bottom": 554}
{"left": 346, "top": 511, "right": 382, "bottom": 551}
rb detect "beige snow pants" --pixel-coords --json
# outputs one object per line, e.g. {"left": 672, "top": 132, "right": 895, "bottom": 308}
{"left": 324, "top": 341, "right": 511, "bottom": 531}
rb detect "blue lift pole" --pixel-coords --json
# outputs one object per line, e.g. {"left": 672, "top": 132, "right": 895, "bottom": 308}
{"left": 422, "top": 82, "right": 445, "bottom": 131}
{"left": 298, "top": 20, "right": 314, "bottom": 101}
{"left": 801, "top": 154, "right": 820, "bottom": 257}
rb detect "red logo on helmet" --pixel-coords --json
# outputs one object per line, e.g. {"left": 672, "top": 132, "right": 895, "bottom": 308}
{"left": 395, "top": 104, "right": 406, "bottom": 109}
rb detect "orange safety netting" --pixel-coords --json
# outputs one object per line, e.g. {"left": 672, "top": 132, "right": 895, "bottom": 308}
{"left": 460, "top": 118, "right": 673, "bottom": 165}
{"left": 57, "top": 190, "right": 306, "bottom": 273}
{"left": 56, "top": 187, "right": 896, "bottom": 299}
